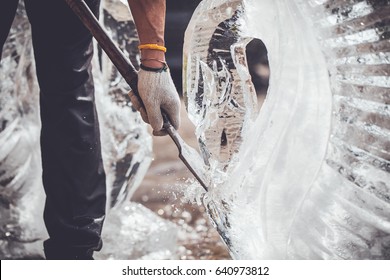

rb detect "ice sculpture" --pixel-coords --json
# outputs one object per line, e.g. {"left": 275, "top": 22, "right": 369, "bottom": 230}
{"left": 95, "top": 3, "right": 152, "bottom": 209}
{"left": 184, "top": 0, "right": 259, "bottom": 172}
{"left": 184, "top": 0, "right": 389, "bottom": 259}
{"left": 0, "top": 2, "right": 155, "bottom": 259}
{"left": 0, "top": 4, "right": 47, "bottom": 259}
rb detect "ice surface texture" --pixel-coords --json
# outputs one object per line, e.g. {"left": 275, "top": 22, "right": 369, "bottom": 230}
{"left": 0, "top": 4, "right": 47, "bottom": 259}
{"left": 95, "top": 201, "right": 177, "bottom": 260}
{"left": 0, "top": 2, "right": 153, "bottom": 259}
{"left": 184, "top": 0, "right": 389, "bottom": 259}
{"left": 94, "top": 8, "right": 152, "bottom": 209}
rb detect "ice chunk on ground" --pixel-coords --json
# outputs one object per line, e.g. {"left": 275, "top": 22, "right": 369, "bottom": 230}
{"left": 95, "top": 202, "right": 177, "bottom": 260}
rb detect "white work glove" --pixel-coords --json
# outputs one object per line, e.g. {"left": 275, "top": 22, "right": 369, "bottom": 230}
{"left": 128, "top": 66, "right": 181, "bottom": 136}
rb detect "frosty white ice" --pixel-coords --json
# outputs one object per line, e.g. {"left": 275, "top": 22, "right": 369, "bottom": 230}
{"left": 184, "top": 0, "right": 389, "bottom": 259}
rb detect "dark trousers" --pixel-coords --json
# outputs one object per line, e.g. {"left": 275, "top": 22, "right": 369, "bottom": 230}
{"left": 1, "top": 0, "right": 107, "bottom": 259}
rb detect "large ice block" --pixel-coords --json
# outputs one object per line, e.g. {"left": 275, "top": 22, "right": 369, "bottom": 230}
{"left": 94, "top": 6, "right": 152, "bottom": 209}
{"left": 0, "top": 3, "right": 47, "bottom": 259}
{"left": 184, "top": 0, "right": 389, "bottom": 259}
{"left": 184, "top": 0, "right": 259, "bottom": 172}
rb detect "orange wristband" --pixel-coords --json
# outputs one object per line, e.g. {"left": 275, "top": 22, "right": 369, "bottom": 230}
{"left": 138, "top": 44, "right": 167, "bottom": 53}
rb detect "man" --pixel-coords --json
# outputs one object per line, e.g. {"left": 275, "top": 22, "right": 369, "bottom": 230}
{"left": 0, "top": 0, "right": 180, "bottom": 259}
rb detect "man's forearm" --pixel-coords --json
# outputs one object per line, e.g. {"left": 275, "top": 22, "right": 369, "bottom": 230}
{"left": 127, "top": 0, "right": 166, "bottom": 68}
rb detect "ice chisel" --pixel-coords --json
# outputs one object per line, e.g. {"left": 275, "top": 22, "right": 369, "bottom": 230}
{"left": 64, "top": 0, "right": 209, "bottom": 192}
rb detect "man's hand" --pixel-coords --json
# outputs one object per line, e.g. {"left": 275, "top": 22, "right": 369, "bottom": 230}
{"left": 127, "top": 0, "right": 180, "bottom": 136}
{"left": 129, "top": 67, "right": 180, "bottom": 136}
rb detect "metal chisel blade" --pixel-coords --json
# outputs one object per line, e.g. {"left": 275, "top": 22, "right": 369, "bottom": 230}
{"left": 164, "top": 122, "right": 210, "bottom": 192}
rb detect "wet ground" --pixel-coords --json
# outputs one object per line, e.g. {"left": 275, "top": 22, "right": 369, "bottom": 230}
{"left": 131, "top": 100, "right": 231, "bottom": 260}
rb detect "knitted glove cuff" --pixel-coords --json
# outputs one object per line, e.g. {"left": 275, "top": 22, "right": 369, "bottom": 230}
{"left": 140, "top": 63, "right": 168, "bottom": 73}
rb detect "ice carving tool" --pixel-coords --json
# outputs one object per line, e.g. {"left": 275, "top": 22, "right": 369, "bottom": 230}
{"left": 162, "top": 116, "right": 209, "bottom": 191}
{"left": 65, "top": 0, "right": 209, "bottom": 192}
